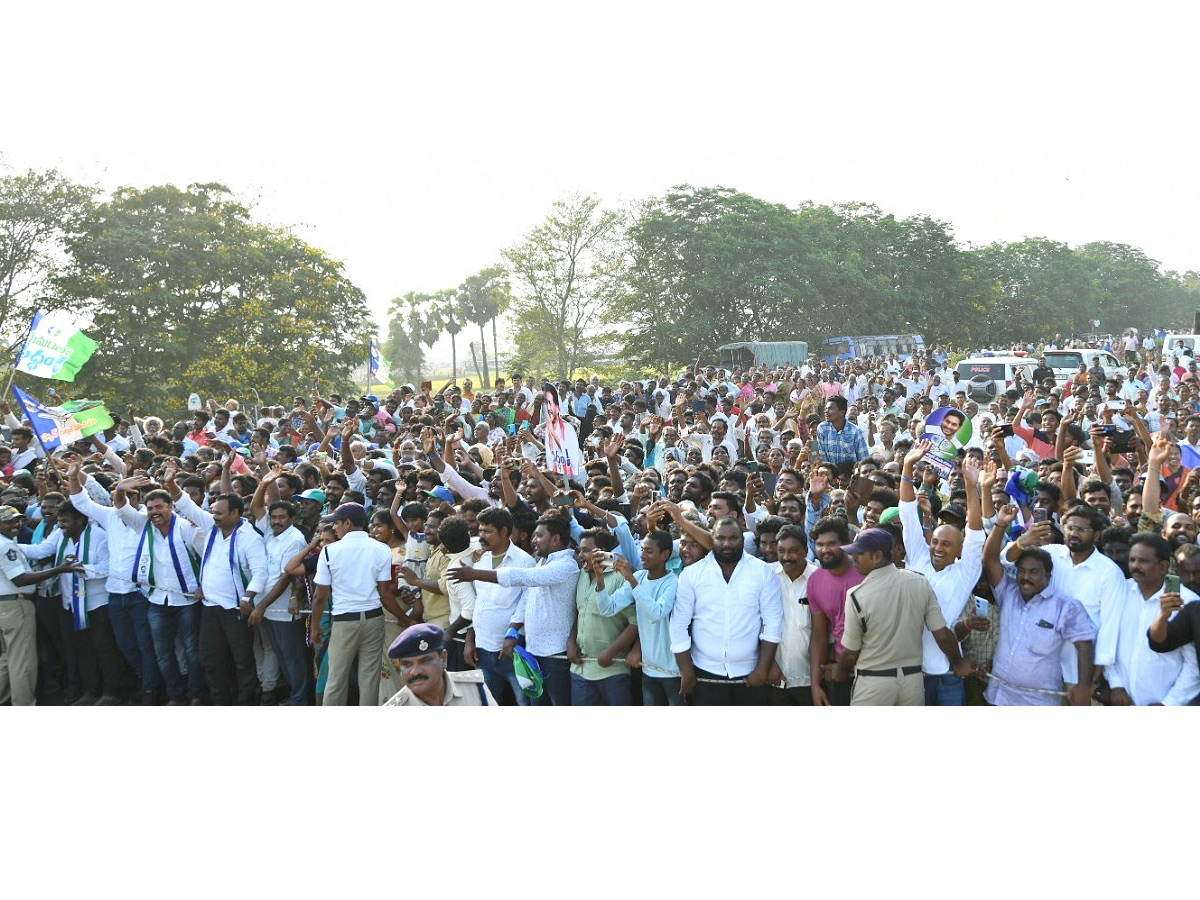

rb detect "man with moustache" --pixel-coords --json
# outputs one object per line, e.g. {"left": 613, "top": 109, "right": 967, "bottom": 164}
{"left": 1004, "top": 504, "right": 1124, "bottom": 697}
{"left": 768, "top": 524, "right": 817, "bottom": 705}
{"left": 669, "top": 516, "right": 783, "bottom": 706}
{"left": 383, "top": 623, "right": 495, "bottom": 706}
{"left": 1106, "top": 533, "right": 1200, "bottom": 706}
{"left": 807, "top": 517, "right": 862, "bottom": 706}
{"left": 983, "top": 505, "right": 1096, "bottom": 705}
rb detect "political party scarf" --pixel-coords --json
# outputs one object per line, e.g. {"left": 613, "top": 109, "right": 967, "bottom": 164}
{"left": 55, "top": 525, "right": 91, "bottom": 631}
{"left": 132, "top": 514, "right": 199, "bottom": 601}
{"left": 201, "top": 519, "right": 250, "bottom": 605}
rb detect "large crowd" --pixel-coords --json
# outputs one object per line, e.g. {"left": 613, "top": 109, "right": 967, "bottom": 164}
{"left": 1, "top": 332, "right": 1198, "bottom": 707}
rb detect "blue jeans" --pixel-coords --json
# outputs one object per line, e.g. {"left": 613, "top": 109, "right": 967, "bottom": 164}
{"left": 477, "top": 648, "right": 530, "bottom": 706}
{"left": 262, "top": 618, "right": 310, "bottom": 705}
{"left": 924, "top": 672, "right": 965, "bottom": 707}
{"left": 146, "top": 603, "right": 203, "bottom": 702}
{"left": 642, "top": 675, "right": 684, "bottom": 706}
{"left": 108, "top": 591, "right": 160, "bottom": 694}
{"left": 533, "top": 653, "right": 571, "bottom": 707}
{"left": 570, "top": 672, "right": 632, "bottom": 706}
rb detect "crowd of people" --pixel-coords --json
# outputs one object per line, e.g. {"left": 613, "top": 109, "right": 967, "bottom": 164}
{"left": 1, "top": 332, "right": 1198, "bottom": 707}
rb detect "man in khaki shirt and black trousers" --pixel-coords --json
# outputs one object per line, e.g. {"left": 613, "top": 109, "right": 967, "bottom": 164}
{"left": 835, "top": 528, "right": 976, "bottom": 706}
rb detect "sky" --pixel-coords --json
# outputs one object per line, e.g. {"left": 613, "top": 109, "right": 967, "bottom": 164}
{"left": 6, "top": 2, "right": 1199, "bottom": 363}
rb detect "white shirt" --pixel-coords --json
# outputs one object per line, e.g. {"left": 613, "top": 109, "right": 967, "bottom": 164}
{"left": 1107, "top": 581, "right": 1200, "bottom": 705}
{"left": 314, "top": 530, "right": 392, "bottom": 615}
{"left": 70, "top": 480, "right": 143, "bottom": 596}
{"left": 21, "top": 525, "right": 110, "bottom": 612}
{"left": 175, "top": 495, "right": 268, "bottom": 609}
{"left": 1042, "top": 544, "right": 1126, "bottom": 680}
{"left": 497, "top": 548, "right": 579, "bottom": 657}
{"left": 263, "top": 525, "right": 308, "bottom": 622}
{"left": 773, "top": 561, "right": 815, "bottom": 688}
{"left": 0, "top": 534, "right": 34, "bottom": 596}
{"left": 669, "top": 552, "right": 784, "bottom": 678}
{"left": 899, "top": 499, "right": 985, "bottom": 674}
{"left": 470, "top": 541, "right": 535, "bottom": 651}
{"left": 444, "top": 543, "right": 479, "bottom": 625}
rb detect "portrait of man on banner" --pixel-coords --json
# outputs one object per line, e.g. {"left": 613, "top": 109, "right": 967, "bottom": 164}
{"left": 920, "top": 406, "right": 972, "bottom": 480}
{"left": 541, "top": 382, "right": 582, "bottom": 482}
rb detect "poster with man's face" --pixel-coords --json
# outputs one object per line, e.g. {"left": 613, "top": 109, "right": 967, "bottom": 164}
{"left": 921, "top": 407, "right": 972, "bottom": 480}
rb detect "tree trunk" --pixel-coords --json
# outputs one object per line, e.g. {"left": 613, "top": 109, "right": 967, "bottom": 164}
{"left": 478, "top": 325, "right": 490, "bottom": 387}
{"left": 449, "top": 333, "right": 457, "bottom": 384}
{"left": 492, "top": 317, "right": 499, "bottom": 384}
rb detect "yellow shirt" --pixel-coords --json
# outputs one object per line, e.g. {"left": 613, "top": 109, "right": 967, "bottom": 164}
{"left": 421, "top": 546, "right": 451, "bottom": 628}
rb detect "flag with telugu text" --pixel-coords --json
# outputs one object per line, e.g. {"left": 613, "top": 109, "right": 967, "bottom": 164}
{"left": 12, "top": 386, "right": 113, "bottom": 454}
{"left": 15, "top": 310, "right": 98, "bottom": 382}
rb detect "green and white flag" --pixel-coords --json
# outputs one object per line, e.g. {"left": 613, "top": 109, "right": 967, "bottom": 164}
{"left": 15, "top": 310, "right": 99, "bottom": 382}
{"left": 369, "top": 340, "right": 395, "bottom": 389}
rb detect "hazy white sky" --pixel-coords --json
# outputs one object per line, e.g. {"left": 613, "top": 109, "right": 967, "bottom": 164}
{"left": 7, "top": 2, "right": 1199, "bottom": 360}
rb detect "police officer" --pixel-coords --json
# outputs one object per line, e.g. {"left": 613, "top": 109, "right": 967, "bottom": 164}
{"left": 0, "top": 506, "right": 83, "bottom": 705}
{"left": 383, "top": 623, "right": 496, "bottom": 706}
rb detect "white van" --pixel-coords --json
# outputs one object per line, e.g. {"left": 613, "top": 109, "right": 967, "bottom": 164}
{"left": 955, "top": 355, "right": 1037, "bottom": 403}
{"left": 1162, "top": 334, "right": 1200, "bottom": 361}
{"left": 1039, "top": 349, "right": 1128, "bottom": 388}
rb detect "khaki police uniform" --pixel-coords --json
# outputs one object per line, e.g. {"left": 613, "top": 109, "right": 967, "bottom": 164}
{"left": 0, "top": 533, "right": 38, "bottom": 706}
{"left": 842, "top": 563, "right": 947, "bottom": 706}
{"left": 383, "top": 669, "right": 496, "bottom": 706}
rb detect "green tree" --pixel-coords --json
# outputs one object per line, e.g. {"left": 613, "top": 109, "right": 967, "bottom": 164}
{"left": 0, "top": 167, "right": 95, "bottom": 344}
{"left": 58, "top": 183, "right": 368, "bottom": 414}
{"left": 385, "top": 290, "right": 436, "bottom": 384}
{"left": 503, "top": 194, "right": 624, "bottom": 380}
{"left": 1075, "top": 241, "right": 1193, "bottom": 333}
{"left": 976, "top": 238, "right": 1101, "bottom": 343}
{"left": 617, "top": 186, "right": 841, "bottom": 372}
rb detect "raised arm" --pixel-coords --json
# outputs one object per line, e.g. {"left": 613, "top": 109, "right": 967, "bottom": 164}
{"left": 984, "top": 503, "right": 1017, "bottom": 587}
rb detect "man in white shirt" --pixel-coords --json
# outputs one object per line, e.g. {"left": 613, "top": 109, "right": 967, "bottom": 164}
{"left": 1107, "top": 533, "right": 1200, "bottom": 705}
{"left": 172, "top": 483, "right": 269, "bottom": 705}
{"left": 461, "top": 507, "right": 535, "bottom": 705}
{"left": 312, "top": 503, "right": 412, "bottom": 706}
{"left": 769, "top": 524, "right": 815, "bottom": 705}
{"left": 68, "top": 464, "right": 161, "bottom": 705}
{"left": 436, "top": 514, "right": 479, "bottom": 672}
{"left": 669, "top": 517, "right": 783, "bottom": 705}
{"left": 247, "top": 500, "right": 310, "bottom": 705}
{"left": 1007, "top": 505, "right": 1126, "bottom": 689}
{"left": 113, "top": 469, "right": 206, "bottom": 705}
{"left": 21, "top": 504, "right": 124, "bottom": 704}
{"left": 449, "top": 512, "right": 580, "bottom": 706}
{"left": 899, "top": 444, "right": 985, "bottom": 706}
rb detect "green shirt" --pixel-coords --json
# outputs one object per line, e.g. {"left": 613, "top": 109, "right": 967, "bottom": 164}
{"left": 571, "top": 569, "right": 633, "bottom": 680}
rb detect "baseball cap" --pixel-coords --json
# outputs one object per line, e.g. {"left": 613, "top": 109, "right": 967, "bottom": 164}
{"left": 938, "top": 503, "right": 967, "bottom": 523}
{"left": 321, "top": 502, "right": 368, "bottom": 528}
{"left": 296, "top": 489, "right": 326, "bottom": 505}
{"left": 423, "top": 486, "right": 454, "bottom": 503}
{"left": 840, "top": 528, "right": 894, "bottom": 556}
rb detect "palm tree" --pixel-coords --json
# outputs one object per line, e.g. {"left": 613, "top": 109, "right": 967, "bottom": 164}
{"left": 433, "top": 288, "right": 462, "bottom": 383}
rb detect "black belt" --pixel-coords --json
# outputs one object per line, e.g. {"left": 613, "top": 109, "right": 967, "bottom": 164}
{"left": 0, "top": 593, "right": 29, "bottom": 602}
{"left": 857, "top": 665, "right": 923, "bottom": 677}
{"left": 332, "top": 607, "right": 383, "bottom": 622}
